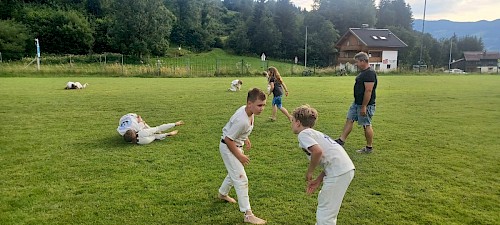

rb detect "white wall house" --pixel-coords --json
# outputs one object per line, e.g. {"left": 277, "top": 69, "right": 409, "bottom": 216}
{"left": 336, "top": 28, "right": 407, "bottom": 73}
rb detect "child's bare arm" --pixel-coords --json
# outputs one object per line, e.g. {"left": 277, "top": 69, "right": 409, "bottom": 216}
{"left": 224, "top": 136, "right": 250, "bottom": 165}
{"left": 306, "top": 144, "right": 323, "bottom": 181}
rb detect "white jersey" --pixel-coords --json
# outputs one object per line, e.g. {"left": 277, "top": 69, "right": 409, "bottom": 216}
{"left": 298, "top": 128, "right": 355, "bottom": 177}
{"left": 66, "top": 81, "right": 76, "bottom": 89}
{"left": 66, "top": 81, "right": 87, "bottom": 89}
{"left": 117, "top": 113, "right": 148, "bottom": 136}
{"left": 221, "top": 105, "right": 253, "bottom": 147}
{"left": 229, "top": 80, "right": 241, "bottom": 91}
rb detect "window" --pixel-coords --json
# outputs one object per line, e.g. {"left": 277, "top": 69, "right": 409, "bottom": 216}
{"left": 371, "top": 36, "right": 378, "bottom": 40}
{"left": 380, "top": 36, "right": 387, "bottom": 40}
{"left": 387, "top": 64, "right": 391, "bottom": 69}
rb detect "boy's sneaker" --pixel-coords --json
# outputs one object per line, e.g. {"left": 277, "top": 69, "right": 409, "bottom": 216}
{"left": 244, "top": 214, "right": 267, "bottom": 224}
{"left": 334, "top": 138, "right": 345, "bottom": 147}
{"left": 356, "top": 147, "right": 373, "bottom": 154}
{"left": 217, "top": 193, "right": 236, "bottom": 203}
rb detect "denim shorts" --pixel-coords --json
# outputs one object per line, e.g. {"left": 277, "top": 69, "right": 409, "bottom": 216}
{"left": 272, "top": 95, "right": 283, "bottom": 108}
{"left": 346, "top": 103, "right": 376, "bottom": 126}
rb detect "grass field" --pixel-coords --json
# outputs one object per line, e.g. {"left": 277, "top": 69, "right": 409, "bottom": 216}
{"left": 0, "top": 75, "right": 499, "bottom": 225}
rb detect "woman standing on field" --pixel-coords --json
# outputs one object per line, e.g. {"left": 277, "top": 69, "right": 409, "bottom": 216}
{"left": 267, "top": 66, "right": 292, "bottom": 122}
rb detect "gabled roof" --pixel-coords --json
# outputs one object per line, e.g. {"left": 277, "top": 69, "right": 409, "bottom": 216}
{"left": 336, "top": 28, "right": 408, "bottom": 48}
{"left": 463, "top": 51, "right": 500, "bottom": 61}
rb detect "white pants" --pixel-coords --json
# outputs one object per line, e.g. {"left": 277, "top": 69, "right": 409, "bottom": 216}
{"left": 316, "top": 169, "right": 355, "bottom": 225}
{"left": 218, "top": 142, "right": 251, "bottom": 212}
{"left": 229, "top": 84, "right": 239, "bottom": 91}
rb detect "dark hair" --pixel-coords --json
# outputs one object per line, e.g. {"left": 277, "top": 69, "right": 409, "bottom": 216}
{"left": 292, "top": 105, "right": 318, "bottom": 128}
{"left": 247, "top": 88, "right": 266, "bottom": 102}
{"left": 123, "top": 130, "right": 137, "bottom": 143}
{"left": 354, "top": 52, "right": 369, "bottom": 62}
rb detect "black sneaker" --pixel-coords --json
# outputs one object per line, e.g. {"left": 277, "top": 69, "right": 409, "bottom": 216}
{"left": 334, "top": 138, "right": 345, "bottom": 146}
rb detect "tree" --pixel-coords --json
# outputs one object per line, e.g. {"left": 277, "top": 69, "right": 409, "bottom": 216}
{"left": 303, "top": 12, "right": 339, "bottom": 66}
{"left": 17, "top": 7, "right": 94, "bottom": 54}
{"left": 273, "top": 0, "right": 301, "bottom": 59}
{"left": 456, "top": 35, "right": 484, "bottom": 53}
{"left": 169, "top": 0, "right": 223, "bottom": 51}
{"left": 317, "top": 0, "right": 377, "bottom": 35}
{"left": 226, "top": 22, "right": 251, "bottom": 54}
{"left": 108, "top": 0, "right": 174, "bottom": 56}
{"left": 385, "top": 25, "right": 417, "bottom": 67}
{"left": 247, "top": 0, "right": 281, "bottom": 57}
{"left": 376, "top": 0, "right": 413, "bottom": 30}
{"left": 0, "top": 0, "right": 22, "bottom": 20}
{"left": 0, "top": 19, "right": 30, "bottom": 60}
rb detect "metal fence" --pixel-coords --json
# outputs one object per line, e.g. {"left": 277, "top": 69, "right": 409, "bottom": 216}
{"left": 3, "top": 53, "right": 310, "bottom": 77}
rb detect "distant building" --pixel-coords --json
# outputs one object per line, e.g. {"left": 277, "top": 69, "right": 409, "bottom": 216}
{"left": 335, "top": 27, "right": 407, "bottom": 72}
{"left": 451, "top": 51, "right": 500, "bottom": 73}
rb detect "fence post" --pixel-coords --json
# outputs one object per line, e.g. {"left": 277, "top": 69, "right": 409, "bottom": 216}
{"left": 157, "top": 58, "right": 161, "bottom": 76}
{"left": 0, "top": 52, "right": 2, "bottom": 63}
{"left": 121, "top": 54, "right": 124, "bottom": 75}
{"left": 241, "top": 59, "right": 244, "bottom": 75}
{"left": 216, "top": 58, "right": 219, "bottom": 76}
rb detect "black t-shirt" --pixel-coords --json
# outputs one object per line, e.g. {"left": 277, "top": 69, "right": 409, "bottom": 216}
{"left": 269, "top": 77, "right": 283, "bottom": 97}
{"left": 354, "top": 68, "right": 377, "bottom": 105}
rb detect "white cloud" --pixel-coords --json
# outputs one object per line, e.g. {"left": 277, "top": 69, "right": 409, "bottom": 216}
{"left": 290, "top": 0, "right": 499, "bottom": 22}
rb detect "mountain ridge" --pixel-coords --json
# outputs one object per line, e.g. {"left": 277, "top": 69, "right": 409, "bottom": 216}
{"left": 413, "top": 19, "right": 500, "bottom": 51}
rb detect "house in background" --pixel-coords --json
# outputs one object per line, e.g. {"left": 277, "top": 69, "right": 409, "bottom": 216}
{"left": 451, "top": 51, "right": 500, "bottom": 73}
{"left": 335, "top": 26, "right": 407, "bottom": 72}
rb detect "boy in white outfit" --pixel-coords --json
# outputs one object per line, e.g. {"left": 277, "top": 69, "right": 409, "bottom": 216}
{"left": 217, "top": 88, "right": 267, "bottom": 224}
{"left": 65, "top": 81, "right": 88, "bottom": 89}
{"left": 117, "top": 113, "right": 150, "bottom": 136}
{"left": 117, "top": 113, "right": 184, "bottom": 145}
{"left": 123, "top": 120, "right": 184, "bottom": 145}
{"left": 291, "top": 105, "right": 355, "bottom": 225}
{"left": 228, "top": 79, "right": 243, "bottom": 91}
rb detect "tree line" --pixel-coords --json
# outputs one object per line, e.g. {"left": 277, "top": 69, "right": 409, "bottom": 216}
{"left": 0, "top": 0, "right": 484, "bottom": 68}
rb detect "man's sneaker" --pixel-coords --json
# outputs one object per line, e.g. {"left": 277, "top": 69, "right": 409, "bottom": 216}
{"left": 244, "top": 214, "right": 267, "bottom": 224}
{"left": 356, "top": 147, "right": 373, "bottom": 154}
{"left": 218, "top": 193, "right": 236, "bottom": 203}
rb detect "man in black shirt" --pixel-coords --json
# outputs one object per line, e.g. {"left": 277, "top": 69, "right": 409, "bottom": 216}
{"left": 335, "top": 52, "right": 377, "bottom": 153}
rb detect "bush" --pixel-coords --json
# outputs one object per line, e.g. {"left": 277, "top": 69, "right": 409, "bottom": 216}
{"left": 0, "top": 19, "right": 30, "bottom": 60}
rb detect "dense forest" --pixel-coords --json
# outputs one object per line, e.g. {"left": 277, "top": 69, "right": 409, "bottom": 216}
{"left": 0, "top": 0, "right": 484, "bottom": 67}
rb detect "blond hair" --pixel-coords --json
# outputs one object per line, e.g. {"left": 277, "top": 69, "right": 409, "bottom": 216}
{"left": 292, "top": 105, "right": 318, "bottom": 128}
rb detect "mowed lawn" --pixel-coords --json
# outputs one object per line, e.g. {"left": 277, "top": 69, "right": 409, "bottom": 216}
{"left": 0, "top": 75, "right": 499, "bottom": 225}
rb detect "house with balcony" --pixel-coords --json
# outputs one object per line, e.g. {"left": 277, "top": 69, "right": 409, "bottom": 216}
{"left": 335, "top": 27, "right": 407, "bottom": 72}
{"left": 450, "top": 51, "right": 500, "bottom": 73}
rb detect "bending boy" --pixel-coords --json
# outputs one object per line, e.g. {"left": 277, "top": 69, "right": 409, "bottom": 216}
{"left": 291, "top": 105, "right": 355, "bottom": 225}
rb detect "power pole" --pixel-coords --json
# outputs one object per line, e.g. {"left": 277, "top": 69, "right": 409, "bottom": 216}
{"left": 418, "top": 0, "right": 427, "bottom": 72}
{"left": 304, "top": 26, "right": 308, "bottom": 69}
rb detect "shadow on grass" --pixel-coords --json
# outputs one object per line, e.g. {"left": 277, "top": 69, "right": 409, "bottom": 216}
{"left": 70, "top": 135, "right": 136, "bottom": 151}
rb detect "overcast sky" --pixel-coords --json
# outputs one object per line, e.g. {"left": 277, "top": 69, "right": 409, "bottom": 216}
{"left": 290, "top": 0, "right": 499, "bottom": 22}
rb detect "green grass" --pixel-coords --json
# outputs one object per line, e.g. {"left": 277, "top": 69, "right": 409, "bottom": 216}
{"left": 0, "top": 75, "right": 499, "bottom": 224}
